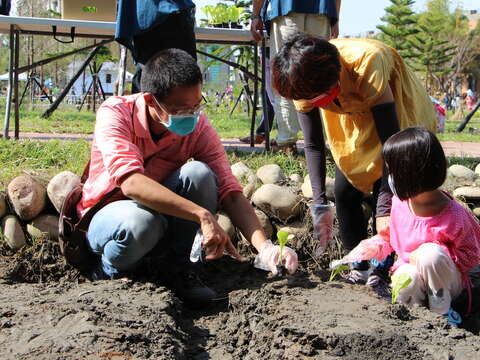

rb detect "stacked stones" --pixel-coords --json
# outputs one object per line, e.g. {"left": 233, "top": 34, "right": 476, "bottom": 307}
{"left": 1, "top": 162, "right": 479, "bottom": 253}
{"left": 231, "top": 162, "right": 309, "bottom": 244}
{"left": 230, "top": 161, "right": 480, "bottom": 245}
{"left": 446, "top": 164, "right": 480, "bottom": 217}
{"left": 0, "top": 171, "right": 80, "bottom": 252}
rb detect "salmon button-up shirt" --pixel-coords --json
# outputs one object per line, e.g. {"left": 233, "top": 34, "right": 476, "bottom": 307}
{"left": 77, "top": 93, "right": 242, "bottom": 218}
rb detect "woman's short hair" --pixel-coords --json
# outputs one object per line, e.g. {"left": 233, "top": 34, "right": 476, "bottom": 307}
{"left": 141, "top": 48, "right": 202, "bottom": 101}
{"left": 383, "top": 127, "right": 447, "bottom": 200}
{"left": 271, "top": 33, "right": 341, "bottom": 100}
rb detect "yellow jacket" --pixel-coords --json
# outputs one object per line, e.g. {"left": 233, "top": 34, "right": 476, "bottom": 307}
{"left": 294, "top": 38, "right": 437, "bottom": 193}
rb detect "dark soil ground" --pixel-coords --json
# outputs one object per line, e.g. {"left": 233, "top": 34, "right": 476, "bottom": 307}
{"left": 1, "top": 237, "right": 480, "bottom": 360}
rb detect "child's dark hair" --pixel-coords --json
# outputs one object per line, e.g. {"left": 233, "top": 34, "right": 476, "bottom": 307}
{"left": 141, "top": 48, "right": 202, "bottom": 101}
{"left": 383, "top": 127, "right": 447, "bottom": 200}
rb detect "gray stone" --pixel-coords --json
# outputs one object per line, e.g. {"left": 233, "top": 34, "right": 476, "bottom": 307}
{"left": 231, "top": 162, "right": 255, "bottom": 185}
{"left": 217, "top": 212, "right": 235, "bottom": 238}
{"left": 241, "top": 209, "right": 273, "bottom": 241}
{"left": 453, "top": 186, "right": 480, "bottom": 201}
{"left": 255, "top": 209, "right": 273, "bottom": 239}
{"left": 473, "top": 207, "right": 480, "bottom": 219}
{"left": 8, "top": 175, "right": 47, "bottom": 221}
{"left": 448, "top": 165, "right": 477, "bottom": 184}
{"left": 251, "top": 184, "right": 301, "bottom": 220}
{"left": 302, "top": 175, "right": 335, "bottom": 201}
{"left": 242, "top": 183, "right": 256, "bottom": 199}
{"left": 47, "top": 171, "right": 81, "bottom": 213}
{"left": 256, "top": 164, "right": 286, "bottom": 184}
{"left": 279, "top": 221, "right": 308, "bottom": 240}
{"left": 0, "top": 193, "right": 7, "bottom": 218}
{"left": 289, "top": 174, "right": 303, "bottom": 183}
{"left": 27, "top": 214, "right": 60, "bottom": 241}
{"left": 1, "top": 215, "right": 26, "bottom": 250}
{"left": 475, "top": 163, "right": 480, "bottom": 176}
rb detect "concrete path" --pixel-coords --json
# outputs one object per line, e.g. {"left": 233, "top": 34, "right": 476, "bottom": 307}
{"left": 222, "top": 138, "right": 480, "bottom": 157}
{"left": 5, "top": 132, "right": 480, "bottom": 158}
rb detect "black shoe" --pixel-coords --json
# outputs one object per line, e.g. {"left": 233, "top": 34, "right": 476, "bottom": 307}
{"left": 89, "top": 262, "right": 128, "bottom": 281}
{"left": 167, "top": 269, "right": 217, "bottom": 308}
{"left": 90, "top": 263, "right": 112, "bottom": 281}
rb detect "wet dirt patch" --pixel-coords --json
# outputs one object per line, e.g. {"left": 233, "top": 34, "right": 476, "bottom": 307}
{"left": 1, "top": 241, "right": 480, "bottom": 359}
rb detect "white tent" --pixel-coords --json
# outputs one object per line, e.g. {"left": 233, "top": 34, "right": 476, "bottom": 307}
{"left": 0, "top": 72, "right": 28, "bottom": 81}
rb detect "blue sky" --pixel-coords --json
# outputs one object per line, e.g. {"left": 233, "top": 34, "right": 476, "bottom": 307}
{"left": 195, "top": 0, "right": 479, "bottom": 37}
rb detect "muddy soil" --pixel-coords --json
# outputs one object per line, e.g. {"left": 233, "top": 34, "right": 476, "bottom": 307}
{"left": 1, "top": 240, "right": 480, "bottom": 359}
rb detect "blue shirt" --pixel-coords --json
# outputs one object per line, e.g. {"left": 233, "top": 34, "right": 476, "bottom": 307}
{"left": 115, "top": 0, "right": 195, "bottom": 50}
{"left": 267, "top": 0, "right": 338, "bottom": 23}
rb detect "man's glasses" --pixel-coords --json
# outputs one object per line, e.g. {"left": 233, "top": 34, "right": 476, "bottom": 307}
{"left": 152, "top": 95, "right": 206, "bottom": 116}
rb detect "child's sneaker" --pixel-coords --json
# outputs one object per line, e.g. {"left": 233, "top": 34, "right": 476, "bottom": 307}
{"left": 341, "top": 261, "right": 371, "bottom": 284}
{"left": 366, "top": 272, "right": 391, "bottom": 299}
{"left": 443, "top": 308, "right": 462, "bottom": 328}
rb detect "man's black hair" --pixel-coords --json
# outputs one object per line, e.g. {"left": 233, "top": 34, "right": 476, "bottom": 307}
{"left": 383, "top": 126, "right": 447, "bottom": 201}
{"left": 140, "top": 48, "right": 202, "bottom": 100}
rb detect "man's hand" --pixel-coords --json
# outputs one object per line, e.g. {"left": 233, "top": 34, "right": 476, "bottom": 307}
{"left": 199, "top": 211, "right": 245, "bottom": 261}
{"left": 250, "top": 17, "right": 264, "bottom": 42}
{"left": 254, "top": 240, "right": 298, "bottom": 275}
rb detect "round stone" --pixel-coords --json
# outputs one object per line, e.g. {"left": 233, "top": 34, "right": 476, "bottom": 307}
{"left": 256, "top": 164, "right": 286, "bottom": 185}
{"left": 8, "top": 175, "right": 47, "bottom": 221}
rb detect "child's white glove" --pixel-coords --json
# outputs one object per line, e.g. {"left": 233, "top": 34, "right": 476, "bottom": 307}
{"left": 254, "top": 240, "right": 298, "bottom": 275}
{"left": 329, "top": 234, "right": 392, "bottom": 270}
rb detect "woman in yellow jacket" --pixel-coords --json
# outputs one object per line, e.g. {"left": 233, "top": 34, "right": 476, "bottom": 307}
{"left": 271, "top": 33, "right": 437, "bottom": 285}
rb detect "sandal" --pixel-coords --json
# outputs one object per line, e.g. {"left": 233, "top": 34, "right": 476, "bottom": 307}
{"left": 239, "top": 134, "right": 265, "bottom": 144}
{"left": 270, "top": 139, "right": 298, "bottom": 154}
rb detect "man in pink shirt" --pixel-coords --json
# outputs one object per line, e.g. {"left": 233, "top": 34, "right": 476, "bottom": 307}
{"left": 80, "top": 49, "right": 298, "bottom": 307}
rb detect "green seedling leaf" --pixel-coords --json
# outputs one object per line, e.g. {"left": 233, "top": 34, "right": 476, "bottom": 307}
{"left": 277, "top": 230, "right": 289, "bottom": 266}
{"left": 329, "top": 264, "right": 350, "bottom": 282}
{"left": 391, "top": 273, "right": 412, "bottom": 304}
{"left": 82, "top": 6, "right": 97, "bottom": 13}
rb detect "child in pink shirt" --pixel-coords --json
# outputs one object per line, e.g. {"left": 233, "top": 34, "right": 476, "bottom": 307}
{"left": 332, "top": 127, "right": 480, "bottom": 327}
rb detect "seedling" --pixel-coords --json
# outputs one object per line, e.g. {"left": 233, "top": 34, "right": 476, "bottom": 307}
{"left": 82, "top": 6, "right": 97, "bottom": 13}
{"left": 329, "top": 264, "right": 350, "bottom": 282}
{"left": 276, "top": 230, "right": 289, "bottom": 276}
{"left": 391, "top": 273, "right": 412, "bottom": 304}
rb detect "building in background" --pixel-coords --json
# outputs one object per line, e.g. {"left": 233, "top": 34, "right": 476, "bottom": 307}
{"left": 66, "top": 60, "right": 133, "bottom": 99}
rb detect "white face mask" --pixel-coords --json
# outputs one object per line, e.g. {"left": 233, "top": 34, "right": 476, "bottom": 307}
{"left": 388, "top": 174, "right": 398, "bottom": 197}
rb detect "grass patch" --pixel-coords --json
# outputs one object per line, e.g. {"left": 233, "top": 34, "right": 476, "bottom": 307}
{"left": 0, "top": 139, "right": 476, "bottom": 190}
{"left": 0, "top": 139, "right": 90, "bottom": 189}
{"left": 447, "top": 156, "right": 480, "bottom": 171}
{"left": 3, "top": 100, "right": 480, "bottom": 142}
{"left": 10, "top": 106, "right": 96, "bottom": 134}
{"left": 437, "top": 118, "right": 480, "bottom": 142}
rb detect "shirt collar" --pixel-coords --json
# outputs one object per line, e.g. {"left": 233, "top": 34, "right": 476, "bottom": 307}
{"left": 131, "top": 93, "right": 151, "bottom": 139}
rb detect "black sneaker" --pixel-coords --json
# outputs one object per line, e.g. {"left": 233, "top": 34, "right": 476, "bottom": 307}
{"left": 166, "top": 269, "right": 217, "bottom": 308}
{"left": 89, "top": 262, "right": 128, "bottom": 281}
{"left": 90, "top": 263, "right": 112, "bottom": 281}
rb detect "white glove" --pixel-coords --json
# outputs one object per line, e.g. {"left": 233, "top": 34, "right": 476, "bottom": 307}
{"left": 329, "top": 235, "right": 391, "bottom": 270}
{"left": 254, "top": 240, "right": 298, "bottom": 275}
{"left": 309, "top": 202, "right": 335, "bottom": 257}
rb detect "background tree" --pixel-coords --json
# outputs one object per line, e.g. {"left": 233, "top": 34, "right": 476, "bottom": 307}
{"left": 376, "top": 0, "right": 419, "bottom": 60}
{"left": 419, "top": 0, "right": 480, "bottom": 94}
{"left": 408, "top": 8, "right": 457, "bottom": 92}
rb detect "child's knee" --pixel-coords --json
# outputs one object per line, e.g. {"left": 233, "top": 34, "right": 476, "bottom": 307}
{"left": 416, "top": 243, "right": 449, "bottom": 269}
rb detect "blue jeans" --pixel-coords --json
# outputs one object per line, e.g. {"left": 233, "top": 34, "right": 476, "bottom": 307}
{"left": 87, "top": 161, "right": 218, "bottom": 277}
